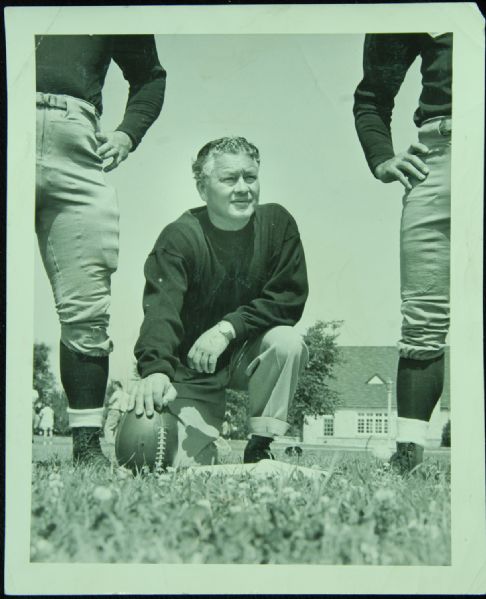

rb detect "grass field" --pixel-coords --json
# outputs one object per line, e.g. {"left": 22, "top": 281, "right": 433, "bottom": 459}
{"left": 30, "top": 439, "right": 451, "bottom": 565}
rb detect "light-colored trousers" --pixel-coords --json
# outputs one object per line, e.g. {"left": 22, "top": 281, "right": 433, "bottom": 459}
{"left": 398, "top": 117, "right": 451, "bottom": 360}
{"left": 165, "top": 325, "right": 309, "bottom": 467}
{"left": 35, "top": 92, "right": 119, "bottom": 357}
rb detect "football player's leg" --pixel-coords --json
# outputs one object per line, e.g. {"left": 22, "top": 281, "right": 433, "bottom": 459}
{"left": 36, "top": 96, "right": 119, "bottom": 465}
{"left": 394, "top": 120, "right": 451, "bottom": 472}
{"left": 229, "top": 326, "right": 308, "bottom": 462}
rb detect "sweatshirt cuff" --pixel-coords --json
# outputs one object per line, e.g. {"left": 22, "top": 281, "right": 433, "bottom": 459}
{"left": 369, "top": 151, "right": 395, "bottom": 176}
{"left": 138, "top": 361, "right": 174, "bottom": 380}
{"left": 222, "top": 312, "right": 247, "bottom": 340}
{"left": 115, "top": 126, "right": 139, "bottom": 152}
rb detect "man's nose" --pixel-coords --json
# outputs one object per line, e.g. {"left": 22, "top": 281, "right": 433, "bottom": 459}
{"left": 234, "top": 176, "right": 249, "bottom": 193}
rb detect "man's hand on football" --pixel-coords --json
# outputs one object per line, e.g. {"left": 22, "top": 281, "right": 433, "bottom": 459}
{"left": 187, "top": 325, "right": 231, "bottom": 374}
{"left": 374, "top": 143, "right": 430, "bottom": 191}
{"left": 127, "top": 373, "right": 177, "bottom": 418}
{"left": 96, "top": 130, "right": 133, "bottom": 172}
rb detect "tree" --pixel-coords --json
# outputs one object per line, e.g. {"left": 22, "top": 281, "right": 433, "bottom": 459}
{"left": 33, "top": 343, "right": 69, "bottom": 434}
{"left": 288, "top": 320, "right": 343, "bottom": 438}
{"left": 225, "top": 389, "right": 250, "bottom": 439}
{"left": 441, "top": 419, "right": 451, "bottom": 447}
{"left": 33, "top": 342, "right": 57, "bottom": 402}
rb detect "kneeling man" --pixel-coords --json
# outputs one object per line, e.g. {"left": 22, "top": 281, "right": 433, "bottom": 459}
{"left": 129, "top": 136, "right": 309, "bottom": 466}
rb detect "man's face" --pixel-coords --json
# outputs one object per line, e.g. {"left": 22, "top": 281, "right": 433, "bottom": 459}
{"left": 198, "top": 152, "right": 260, "bottom": 230}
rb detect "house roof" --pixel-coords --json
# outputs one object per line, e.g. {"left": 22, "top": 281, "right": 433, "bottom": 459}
{"left": 329, "top": 346, "right": 450, "bottom": 410}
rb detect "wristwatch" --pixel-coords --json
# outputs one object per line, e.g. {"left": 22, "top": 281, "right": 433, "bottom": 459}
{"left": 216, "top": 320, "right": 236, "bottom": 342}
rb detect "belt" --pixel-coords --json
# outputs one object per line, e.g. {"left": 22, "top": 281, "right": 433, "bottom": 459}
{"left": 36, "top": 92, "right": 99, "bottom": 119}
{"left": 36, "top": 92, "right": 68, "bottom": 110}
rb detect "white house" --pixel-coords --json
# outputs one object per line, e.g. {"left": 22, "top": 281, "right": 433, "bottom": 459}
{"left": 302, "top": 346, "right": 450, "bottom": 450}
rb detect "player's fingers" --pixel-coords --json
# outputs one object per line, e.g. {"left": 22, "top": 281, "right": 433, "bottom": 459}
{"left": 143, "top": 380, "right": 155, "bottom": 418}
{"left": 134, "top": 382, "right": 146, "bottom": 416}
{"left": 187, "top": 343, "right": 197, "bottom": 369}
{"left": 199, "top": 352, "right": 211, "bottom": 373}
{"left": 187, "top": 343, "right": 196, "bottom": 360}
{"left": 408, "top": 142, "right": 430, "bottom": 155}
{"left": 97, "top": 142, "right": 113, "bottom": 156}
{"left": 186, "top": 349, "right": 195, "bottom": 370}
{"left": 390, "top": 166, "right": 412, "bottom": 190}
{"left": 103, "top": 157, "right": 121, "bottom": 173}
{"left": 207, "top": 354, "right": 217, "bottom": 374}
{"left": 100, "top": 147, "right": 118, "bottom": 160}
{"left": 107, "top": 152, "right": 127, "bottom": 171}
{"left": 406, "top": 154, "right": 429, "bottom": 176}
{"left": 192, "top": 349, "right": 204, "bottom": 373}
{"left": 152, "top": 376, "right": 166, "bottom": 412}
{"left": 127, "top": 389, "right": 136, "bottom": 412}
{"left": 95, "top": 132, "right": 108, "bottom": 142}
{"left": 400, "top": 160, "right": 427, "bottom": 181}
{"left": 162, "top": 383, "right": 177, "bottom": 405}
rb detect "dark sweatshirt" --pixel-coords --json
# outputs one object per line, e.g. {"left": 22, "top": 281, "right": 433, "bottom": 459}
{"left": 353, "top": 33, "right": 452, "bottom": 173}
{"left": 36, "top": 34, "right": 166, "bottom": 150}
{"left": 135, "top": 203, "right": 309, "bottom": 379}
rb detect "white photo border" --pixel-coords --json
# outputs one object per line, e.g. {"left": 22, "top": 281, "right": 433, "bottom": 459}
{"left": 5, "top": 3, "right": 485, "bottom": 595}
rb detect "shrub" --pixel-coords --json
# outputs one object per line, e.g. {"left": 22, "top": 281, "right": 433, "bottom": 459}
{"left": 441, "top": 420, "right": 451, "bottom": 447}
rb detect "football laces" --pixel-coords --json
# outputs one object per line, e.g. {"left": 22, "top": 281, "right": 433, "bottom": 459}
{"left": 154, "top": 424, "right": 167, "bottom": 474}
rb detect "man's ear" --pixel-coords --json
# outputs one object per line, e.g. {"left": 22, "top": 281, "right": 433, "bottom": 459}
{"left": 196, "top": 180, "right": 207, "bottom": 203}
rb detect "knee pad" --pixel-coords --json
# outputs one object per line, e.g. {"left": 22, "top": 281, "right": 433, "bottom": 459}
{"left": 61, "top": 321, "right": 113, "bottom": 356}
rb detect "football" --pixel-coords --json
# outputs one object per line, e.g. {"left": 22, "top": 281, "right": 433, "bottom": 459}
{"left": 115, "top": 409, "right": 178, "bottom": 474}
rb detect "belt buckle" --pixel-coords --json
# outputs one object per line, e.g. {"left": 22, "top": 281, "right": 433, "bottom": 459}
{"left": 438, "top": 119, "right": 451, "bottom": 136}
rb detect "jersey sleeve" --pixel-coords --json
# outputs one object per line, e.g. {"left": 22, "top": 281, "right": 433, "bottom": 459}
{"left": 353, "top": 34, "right": 421, "bottom": 174}
{"left": 134, "top": 225, "right": 193, "bottom": 380}
{"left": 111, "top": 35, "right": 167, "bottom": 150}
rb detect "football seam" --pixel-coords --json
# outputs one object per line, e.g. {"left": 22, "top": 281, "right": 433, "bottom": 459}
{"left": 154, "top": 424, "right": 167, "bottom": 473}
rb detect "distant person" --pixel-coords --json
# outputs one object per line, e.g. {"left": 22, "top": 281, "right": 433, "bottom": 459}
{"left": 284, "top": 446, "right": 303, "bottom": 458}
{"left": 353, "top": 33, "right": 451, "bottom": 473}
{"left": 32, "top": 389, "right": 41, "bottom": 436}
{"left": 130, "top": 136, "right": 309, "bottom": 466}
{"left": 35, "top": 35, "right": 166, "bottom": 467}
{"left": 104, "top": 381, "right": 129, "bottom": 446}
{"left": 221, "top": 418, "right": 233, "bottom": 439}
{"left": 38, "top": 403, "right": 55, "bottom": 443}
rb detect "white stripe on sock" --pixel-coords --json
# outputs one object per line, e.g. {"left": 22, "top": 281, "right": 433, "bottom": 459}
{"left": 67, "top": 408, "right": 104, "bottom": 428}
{"left": 396, "top": 417, "right": 428, "bottom": 447}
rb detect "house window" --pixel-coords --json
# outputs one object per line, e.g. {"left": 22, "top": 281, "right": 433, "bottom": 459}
{"left": 366, "top": 414, "right": 373, "bottom": 434}
{"left": 357, "top": 412, "right": 389, "bottom": 435}
{"left": 322, "top": 415, "right": 334, "bottom": 436}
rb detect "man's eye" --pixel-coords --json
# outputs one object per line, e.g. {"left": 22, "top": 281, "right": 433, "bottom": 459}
{"left": 223, "top": 178, "right": 236, "bottom": 184}
{"left": 244, "top": 176, "right": 256, "bottom": 183}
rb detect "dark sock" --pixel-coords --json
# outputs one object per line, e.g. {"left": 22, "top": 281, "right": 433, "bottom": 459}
{"left": 248, "top": 434, "right": 272, "bottom": 449}
{"left": 60, "top": 341, "right": 108, "bottom": 410}
{"left": 397, "top": 354, "right": 445, "bottom": 421}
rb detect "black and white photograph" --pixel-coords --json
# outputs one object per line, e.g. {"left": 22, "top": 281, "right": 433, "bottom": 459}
{"left": 4, "top": 4, "right": 486, "bottom": 595}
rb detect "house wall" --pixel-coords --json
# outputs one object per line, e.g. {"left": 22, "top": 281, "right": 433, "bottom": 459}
{"left": 303, "top": 402, "right": 450, "bottom": 449}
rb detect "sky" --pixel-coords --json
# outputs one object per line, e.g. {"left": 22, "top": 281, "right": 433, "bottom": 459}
{"left": 33, "top": 34, "right": 424, "bottom": 384}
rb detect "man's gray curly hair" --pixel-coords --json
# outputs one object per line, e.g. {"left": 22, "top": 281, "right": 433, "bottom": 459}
{"left": 192, "top": 136, "right": 260, "bottom": 185}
